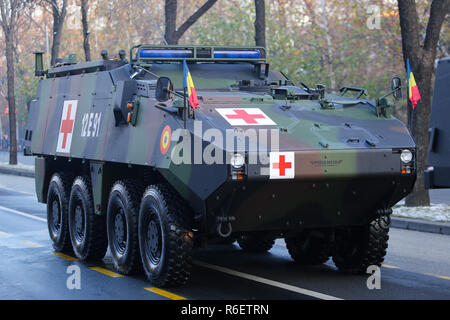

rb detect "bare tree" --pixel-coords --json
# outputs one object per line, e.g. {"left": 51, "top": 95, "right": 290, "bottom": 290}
{"left": 81, "top": 0, "right": 91, "bottom": 61}
{"left": 45, "top": 0, "right": 67, "bottom": 65}
{"left": 254, "top": 0, "right": 266, "bottom": 48}
{"left": 164, "top": 0, "right": 218, "bottom": 44}
{"left": 319, "top": 0, "right": 336, "bottom": 90}
{"left": 0, "top": 0, "right": 29, "bottom": 165}
{"left": 398, "top": 0, "right": 450, "bottom": 206}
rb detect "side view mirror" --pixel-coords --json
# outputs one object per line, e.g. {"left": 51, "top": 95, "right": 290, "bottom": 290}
{"left": 391, "top": 77, "right": 402, "bottom": 100}
{"left": 156, "top": 77, "right": 174, "bottom": 102}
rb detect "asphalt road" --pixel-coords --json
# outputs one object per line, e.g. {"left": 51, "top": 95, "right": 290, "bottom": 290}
{"left": 0, "top": 173, "right": 449, "bottom": 300}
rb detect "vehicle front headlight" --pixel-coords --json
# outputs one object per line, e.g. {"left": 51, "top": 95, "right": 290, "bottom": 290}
{"left": 400, "top": 149, "right": 413, "bottom": 164}
{"left": 230, "top": 153, "right": 245, "bottom": 169}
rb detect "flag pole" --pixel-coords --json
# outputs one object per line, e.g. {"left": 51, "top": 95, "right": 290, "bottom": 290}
{"left": 183, "top": 87, "right": 187, "bottom": 128}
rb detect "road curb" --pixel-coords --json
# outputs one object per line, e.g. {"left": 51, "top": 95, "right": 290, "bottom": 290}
{"left": 0, "top": 166, "right": 35, "bottom": 178}
{"left": 391, "top": 216, "right": 450, "bottom": 235}
{"left": 1, "top": 167, "right": 449, "bottom": 235}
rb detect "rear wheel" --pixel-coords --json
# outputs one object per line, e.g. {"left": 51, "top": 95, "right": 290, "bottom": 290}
{"left": 332, "top": 215, "right": 390, "bottom": 273}
{"left": 138, "top": 183, "right": 194, "bottom": 287}
{"left": 107, "top": 180, "right": 142, "bottom": 274}
{"left": 285, "top": 231, "right": 330, "bottom": 265}
{"left": 237, "top": 232, "right": 275, "bottom": 253}
{"left": 68, "top": 176, "right": 108, "bottom": 261}
{"left": 47, "top": 173, "right": 73, "bottom": 253}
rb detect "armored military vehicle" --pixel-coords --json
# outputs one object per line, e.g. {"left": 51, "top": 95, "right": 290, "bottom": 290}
{"left": 24, "top": 45, "right": 416, "bottom": 287}
{"left": 425, "top": 57, "right": 450, "bottom": 189}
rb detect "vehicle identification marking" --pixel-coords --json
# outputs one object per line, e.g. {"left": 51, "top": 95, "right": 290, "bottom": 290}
{"left": 216, "top": 108, "right": 276, "bottom": 126}
{"left": 160, "top": 125, "right": 172, "bottom": 154}
{"left": 56, "top": 100, "right": 78, "bottom": 153}
{"left": 80, "top": 112, "right": 102, "bottom": 138}
{"left": 270, "top": 152, "right": 295, "bottom": 179}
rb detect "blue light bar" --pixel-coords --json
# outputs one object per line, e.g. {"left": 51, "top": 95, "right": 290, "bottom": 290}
{"left": 139, "top": 49, "right": 193, "bottom": 58}
{"left": 213, "top": 50, "right": 261, "bottom": 59}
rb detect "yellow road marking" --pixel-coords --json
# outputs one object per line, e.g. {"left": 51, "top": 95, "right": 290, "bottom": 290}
{"left": 21, "top": 240, "right": 42, "bottom": 247}
{"left": 382, "top": 264, "right": 400, "bottom": 269}
{"left": 90, "top": 267, "right": 124, "bottom": 278}
{"left": 144, "top": 287, "right": 186, "bottom": 300}
{"left": 424, "top": 273, "right": 450, "bottom": 281}
{"left": 53, "top": 252, "right": 78, "bottom": 261}
{"left": 381, "top": 264, "right": 449, "bottom": 281}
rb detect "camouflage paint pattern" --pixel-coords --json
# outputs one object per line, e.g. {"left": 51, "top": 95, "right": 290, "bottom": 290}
{"left": 24, "top": 45, "right": 416, "bottom": 234}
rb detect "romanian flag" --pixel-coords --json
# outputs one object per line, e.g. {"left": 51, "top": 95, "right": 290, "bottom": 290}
{"left": 183, "top": 59, "right": 199, "bottom": 109}
{"left": 406, "top": 59, "right": 421, "bottom": 110}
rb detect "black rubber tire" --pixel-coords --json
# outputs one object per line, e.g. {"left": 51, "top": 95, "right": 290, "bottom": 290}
{"left": 237, "top": 232, "right": 275, "bottom": 253}
{"left": 138, "top": 183, "right": 194, "bottom": 287}
{"left": 68, "top": 176, "right": 108, "bottom": 261}
{"left": 107, "top": 179, "right": 142, "bottom": 275}
{"left": 215, "top": 237, "right": 236, "bottom": 245}
{"left": 46, "top": 172, "right": 73, "bottom": 253}
{"left": 285, "top": 231, "right": 330, "bottom": 265}
{"left": 332, "top": 215, "right": 391, "bottom": 274}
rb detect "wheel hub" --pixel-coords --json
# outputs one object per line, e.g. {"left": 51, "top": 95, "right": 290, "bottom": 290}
{"left": 74, "top": 205, "right": 84, "bottom": 243}
{"left": 51, "top": 200, "right": 61, "bottom": 234}
{"left": 114, "top": 209, "right": 127, "bottom": 253}
{"left": 147, "top": 220, "right": 161, "bottom": 260}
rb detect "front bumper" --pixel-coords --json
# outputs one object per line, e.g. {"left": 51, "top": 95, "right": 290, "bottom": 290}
{"left": 206, "top": 148, "right": 416, "bottom": 233}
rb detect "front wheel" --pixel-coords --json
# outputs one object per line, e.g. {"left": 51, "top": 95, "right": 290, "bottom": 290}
{"left": 285, "top": 231, "right": 330, "bottom": 265}
{"left": 237, "top": 232, "right": 275, "bottom": 253}
{"left": 138, "top": 184, "right": 194, "bottom": 287}
{"left": 332, "top": 215, "right": 391, "bottom": 273}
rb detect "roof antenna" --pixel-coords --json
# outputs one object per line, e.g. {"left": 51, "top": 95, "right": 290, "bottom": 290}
{"left": 138, "top": 0, "right": 168, "bottom": 45}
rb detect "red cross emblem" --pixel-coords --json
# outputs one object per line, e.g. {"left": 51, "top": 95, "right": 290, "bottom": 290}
{"left": 56, "top": 100, "right": 78, "bottom": 153}
{"left": 272, "top": 155, "right": 292, "bottom": 176}
{"left": 216, "top": 108, "right": 276, "bottom": 126}
{"left": 60, "top": 104, "right": 74, "bottom": 149}
{"left": 270, "top": 152, "right": 295, "bottom": 179}
{"left": 225, "top": 109, "right": 266, "bottom": 124}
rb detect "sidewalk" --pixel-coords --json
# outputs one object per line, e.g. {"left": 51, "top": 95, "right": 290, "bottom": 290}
{"left": 0, "top": 154, "right": 449, "bottom": 236}
{"left": 0, "top": 161, "right": 35, "bottom": 177}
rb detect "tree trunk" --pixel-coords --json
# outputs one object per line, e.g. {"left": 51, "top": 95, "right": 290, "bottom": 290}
{"left": 5, "top": 33, "right": 17, "bottom": 165}
{"left": 50, "top": 0, "right": 67, "bottom": 66}
{"left": 164, "top": 0, "right": 178, "bottom": 44}
{"left": 254, "top": 0, "right": 266, "bottom": 48}
{"left": 320, "top": 0, "right": 336, "bottom": 90}
{"left": 164, "top": 0, "right": 218, "bottom": 45}
{"left": 81, "top": 0, "right": 91, "bottom": 61}
{"left": 398, "top": 0, "right": 450, "bottom": 207}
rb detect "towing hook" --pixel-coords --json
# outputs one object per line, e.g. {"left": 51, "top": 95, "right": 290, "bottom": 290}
{"left": 217, "top": 221, "right": 233, "bottom": 238}
{"left": 216, "top": 215, "right": 235, "bottom": 238}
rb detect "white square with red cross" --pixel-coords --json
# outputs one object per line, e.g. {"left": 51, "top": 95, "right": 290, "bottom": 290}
{"left": 216, "top": 108, "right": 276, "bottom": 126}
{"left": 270, "top": 152, "right": 295, "bottom": 179}
{"left": 56, "top": 100, "right": 78, "bottom": 154}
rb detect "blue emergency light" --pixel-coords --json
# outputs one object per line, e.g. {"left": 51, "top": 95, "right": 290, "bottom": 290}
{"left": 139, "top": 49, "right": 193, "bottom": 58}
{"left": 136, "top": 47, "right": 263, "bottom": 61}
{"left": 213, "top": 50, "right": 261, "bottom": 59}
